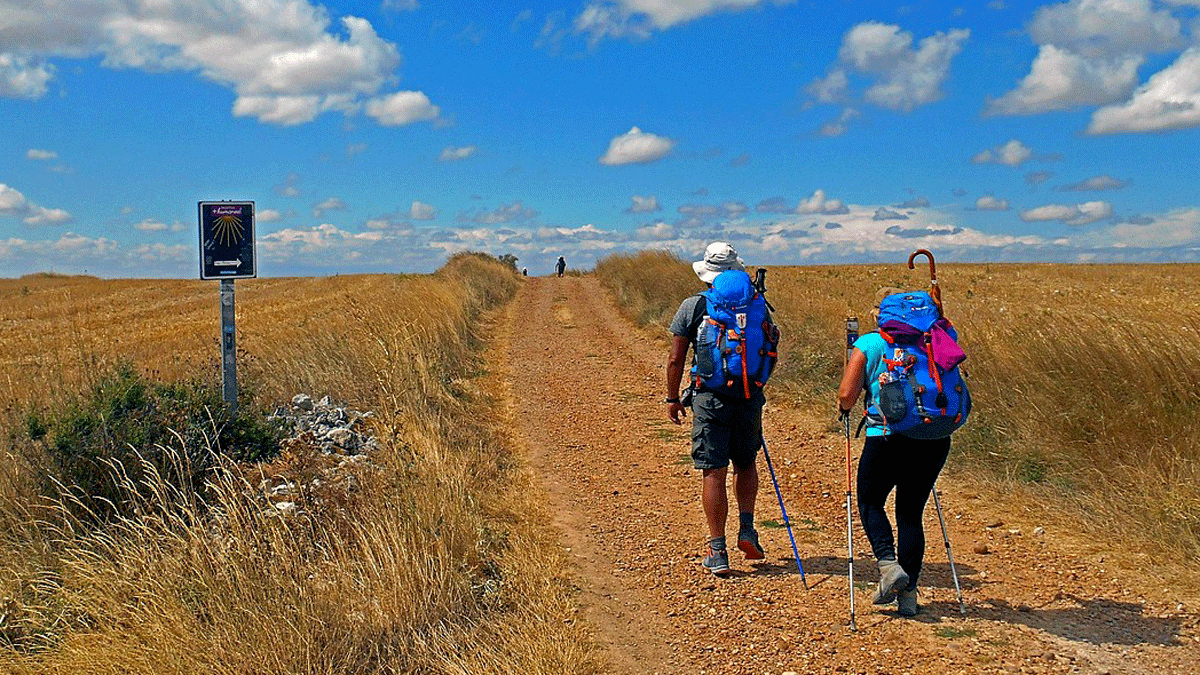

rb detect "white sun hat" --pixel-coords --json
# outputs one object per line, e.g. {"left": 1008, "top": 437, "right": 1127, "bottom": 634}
{"left": 692, "top": 241, "right": 746, "bottom": 283}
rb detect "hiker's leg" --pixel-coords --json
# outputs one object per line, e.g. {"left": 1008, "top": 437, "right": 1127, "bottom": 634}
{"left": 692, "top": 391, "right": 733, "bottom": 539}
{"left": 856, "top": 435, "right": 899, "bottom": 561}
{"left": 702, "top": 467, "right": 729, "bottom": 538}
{"left": 893, "top": 436, "right": 951, "bottom": 587}
{"left": 732, "top": 462, "right": 758, "bottom": 516}
{"left": 730, "top": 391, "right": 764, "bottom": 517}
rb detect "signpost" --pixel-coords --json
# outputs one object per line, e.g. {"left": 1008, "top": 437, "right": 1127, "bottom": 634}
{"left": 199, "top": 201, "right": 256, "bottom": 414}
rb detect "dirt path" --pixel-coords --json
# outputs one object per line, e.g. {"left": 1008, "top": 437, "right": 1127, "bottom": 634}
{"left": 500, "top": 276, "right": 1200, "bottom": 674}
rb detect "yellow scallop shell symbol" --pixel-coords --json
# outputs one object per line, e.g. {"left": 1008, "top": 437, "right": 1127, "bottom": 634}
{"left": 212, "top": 214, "right": 244, "bottom": 246}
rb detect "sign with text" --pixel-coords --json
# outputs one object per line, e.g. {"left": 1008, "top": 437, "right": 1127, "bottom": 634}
{"left": 199, "top": 201, "right": 256, "bottom": 279}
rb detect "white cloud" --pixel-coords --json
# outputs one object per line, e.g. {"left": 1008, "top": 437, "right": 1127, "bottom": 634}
{"left": 23, "top": 207, "right": 71, "bottom": 226}
{"left": 635, "top": 221, "right": 676, "bottom": 240}
{"left": 1029, "top": 0, "right": 1181, "bottom": 58}
{"left": 835, "top": 22, "right": 969, "bottom": 112}
{"left": 1088, "top": 48, "right": 1200, "bottom": 133}
{"left": 276, "top": 173, "right": 302, "bottom": 198}
{"left": 1021, "top": 200, "right": 1113, "bottom": 226}
{"left": 132, "top": 218, "right": 184, "bottom": 233}
{"left": 988, "top": 45, "right": 1142, "bottom": 115}
{"left": 26, "top": 148, "right": 57, "bottom": 160}
{"left": 258, "top": 209, "right": 284, "bottom": 222}
{"left": 974, "top": 196, "right": 1010, "bottom": 211}
{"left": 971, "top": 139, "right": 1034, "bottom": 166}
{"left": 1103, "top": 207, "right": 1200, "bottom": 248}
{"left": 991, "top": 0, "right": 1184, "bottom": 117}
{"left": 134, "top": 218, "right": 168, "bottom": 232}
{"left": 410, "top": 200, "right": 436, "bottom": 220}
{"left": 260, "top": 223, "right": 384, "bottom": 256}
{"left": 457, "top": 201, "right": 539, "bottom": 224}
{"left": 364, "top": 91, "right": 440, "bottom": 126}
{"left": 50, "top": 232, "right": 118, "bottom": 256}
{"left": 599, "top": 126, "right": 674, "bottom": 165}
{"left": 439, "top": 145, "right": 478, "bottom": 162}
{"left": 574, "top": 0, "right": 792, "bottom": 42}
{"left": 0, "top": 53, "right": 53, "bottom": 99}
{"left": 873, "top": 207, "right": 908, "bottom": 221}
{"left": 819, "top": 107, "right": 860, "bottom": 137}
{"left": 796, "top": 189, "right": 849, "bottom": 215}
{"left": 1059, "top": 174, "right": 1129, "bottom": 191}
{"left": 626, "top": 194, "right": 660, "bottom": 213}
{"left": 0, "top": 182, "right": 71, "bottom": 225}
{"left": 130, "top": 243, "right": 189, "bottom": 261}
{"left": 313, "top": 197, "right": 347, "bottom": 218}
{"left": 807, "top": 70, "right": 848, "bottom": 104}
{"left": 0, "top": 2, "right": 441, "bottom": 127}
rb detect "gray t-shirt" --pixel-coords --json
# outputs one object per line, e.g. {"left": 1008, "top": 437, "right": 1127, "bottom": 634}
{"left": 669, "top": 294, "right": 706, "bottom": 341}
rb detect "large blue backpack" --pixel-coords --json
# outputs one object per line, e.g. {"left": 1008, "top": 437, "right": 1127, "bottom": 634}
{"left": 866, "top": 291, "right": 970, "bottom": 439}
{"left": 691, "top": 270, "right": 779, "bottom": 399}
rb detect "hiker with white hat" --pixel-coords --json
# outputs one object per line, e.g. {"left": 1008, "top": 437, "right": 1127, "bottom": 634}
{"left": 665, "top": 242, "right": 775, "bottom": 576}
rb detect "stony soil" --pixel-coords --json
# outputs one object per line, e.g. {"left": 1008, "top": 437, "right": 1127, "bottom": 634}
{"left": 499, "top": 275, "right": 1200, "bottom": 675}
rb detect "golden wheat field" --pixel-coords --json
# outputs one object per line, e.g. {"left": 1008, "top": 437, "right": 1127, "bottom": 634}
{"left": 598, "top": 252, "right": 1200, "bottom": 566}
{"left": 5, "top": 251, "right": 1200, "bottom": 672}
{"left": 0, "top": 255, "right": 602, "bottom": 674}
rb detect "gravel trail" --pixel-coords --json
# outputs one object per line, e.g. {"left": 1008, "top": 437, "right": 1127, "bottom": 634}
{"left": 500, "top": 275, "right": 1200, "bottom": 675}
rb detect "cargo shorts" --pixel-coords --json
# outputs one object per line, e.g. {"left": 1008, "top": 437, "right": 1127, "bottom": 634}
{"left": 691, "top": 389, "right": 765, "bottom": 471}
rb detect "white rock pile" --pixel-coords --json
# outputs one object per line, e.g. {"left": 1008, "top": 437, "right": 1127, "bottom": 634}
{"left": 271, "top": 394, "right": 378, "bottom": 456}
{"left": 255, "top": 394, "right": 380, "bottom": 518}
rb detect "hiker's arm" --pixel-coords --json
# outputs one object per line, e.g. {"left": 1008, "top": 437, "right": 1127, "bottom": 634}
{"left": 666, "top": 335, "right": 689, "bottom": 424}
{"left": 837, "top": 348, "right": 868, "bottom": 413}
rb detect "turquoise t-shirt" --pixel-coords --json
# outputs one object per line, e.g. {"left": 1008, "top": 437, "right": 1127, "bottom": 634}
{"left": 852, "top": 331, "right": 891, "bottom": 437}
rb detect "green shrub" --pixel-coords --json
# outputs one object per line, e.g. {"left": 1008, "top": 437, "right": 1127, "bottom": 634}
{"left": 28, "top": 363, "right": 284, "bottom": 521}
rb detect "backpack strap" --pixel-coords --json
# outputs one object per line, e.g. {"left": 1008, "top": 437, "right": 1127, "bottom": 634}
{"left": 688, "top": 293, "right": 708, "bottom": 339}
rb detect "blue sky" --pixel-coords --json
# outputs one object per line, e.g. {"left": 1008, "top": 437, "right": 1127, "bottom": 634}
{"left": 3, "top": 0, "right": 1200, "bottom": 278}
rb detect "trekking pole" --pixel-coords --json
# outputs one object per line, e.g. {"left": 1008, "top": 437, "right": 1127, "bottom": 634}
{"left": 843, "top": 315, "right": 858, "bottom": 631}
{"left": 748, "top": 268, "right": 802, "bottom": 584}
{"left": 760, "top": 437, "right": 807, "bottom": 588}
{"left": 931, "top": 482, "right": 966, "bottom": 614}
{"left": 843, "top": 411, "right": 857, "bottom": 631}
{"left": 907, "top": 249, "right": 942, "bottom": 316}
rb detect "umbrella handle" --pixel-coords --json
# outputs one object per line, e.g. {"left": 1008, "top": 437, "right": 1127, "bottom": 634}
{"left": 907, "top": 249, "right": 943, "bottom": 314}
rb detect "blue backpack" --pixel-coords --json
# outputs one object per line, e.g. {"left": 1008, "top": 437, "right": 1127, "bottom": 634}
{"left": 866, "top": 291, "right": 970, "bottom": 439}
{"left": 691, "top": 270, "right": 779, "bottom": 399}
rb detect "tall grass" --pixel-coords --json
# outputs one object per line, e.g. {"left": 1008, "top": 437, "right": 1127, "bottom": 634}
{"left": 0, "top": 253, "right": 602, "bottom": 673}
{"left": 597, "top": 251, "right": 1200, "bottom": 564}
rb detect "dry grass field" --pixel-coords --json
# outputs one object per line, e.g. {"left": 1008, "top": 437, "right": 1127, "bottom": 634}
{"left": 598, "top": 251, "right": 1200, "bottom": 568}
{"left": 0, "top": 255, "right": 601, "bottom": 673}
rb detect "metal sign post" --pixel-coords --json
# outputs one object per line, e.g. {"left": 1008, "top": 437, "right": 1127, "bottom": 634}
{"left": 220, "top": 279, "right": 237, "bottom": 414}
{"left": 199, "top": 201, "right": 256, "bottom": 414}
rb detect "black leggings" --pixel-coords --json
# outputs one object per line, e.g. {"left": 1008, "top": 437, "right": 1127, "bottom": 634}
{"left": 857, "top": 434, "right": 950, "bottom": 588}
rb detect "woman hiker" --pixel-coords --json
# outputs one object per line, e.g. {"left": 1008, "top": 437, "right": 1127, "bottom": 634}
{"left": 835, "top": 287, "right": 956, "bottom": 617}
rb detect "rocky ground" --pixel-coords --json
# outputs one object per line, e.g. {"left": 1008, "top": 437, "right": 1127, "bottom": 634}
{"left": 498, "top": 275, "right": 1200, "bottom": 675}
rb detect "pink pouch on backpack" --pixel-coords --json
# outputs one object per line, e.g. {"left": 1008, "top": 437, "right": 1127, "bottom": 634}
{"left": 929, "top": 321, "right": 966, "bottom": 371}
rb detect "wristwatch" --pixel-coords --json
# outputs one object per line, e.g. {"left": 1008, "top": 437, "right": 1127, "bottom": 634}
{"left": 665, "top": 396, "right": 680, "bottom": 404}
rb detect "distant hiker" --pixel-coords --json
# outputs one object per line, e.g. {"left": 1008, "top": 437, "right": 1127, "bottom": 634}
{"left": 836, "top": 287, "right": 969, "bottom": 617}
{"left": 522, "top": 267, "right": 528, "bottom": 276}
{"left": 666, "top": 242, "right": 780, "bottom": 577}
{"left": 555, "top": 256, "right": 566, "bottom": 277}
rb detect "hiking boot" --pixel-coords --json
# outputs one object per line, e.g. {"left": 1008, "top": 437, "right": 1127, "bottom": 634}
{"left": 897, "top": 586, "right": 919, "bottom": 617}
{"left": 872, "top": 557, "right": 910, "bottom": 605}
{"left": 737, "top": 528, "right": 765, "bottom": 560}
{"left": 703, "top": 546, "right": 731, "bottom": 577}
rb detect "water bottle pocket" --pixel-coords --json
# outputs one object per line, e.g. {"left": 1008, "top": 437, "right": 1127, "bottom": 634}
{"left": 878, "top": 378, "right": 909, "bottom": 424}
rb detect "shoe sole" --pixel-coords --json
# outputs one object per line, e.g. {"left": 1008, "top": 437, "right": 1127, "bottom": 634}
{"left": 737, "top": 539, "right": 765, "bottom": 560}
{"left": 707, "top": 566, "right": 731, "bottom": 577}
